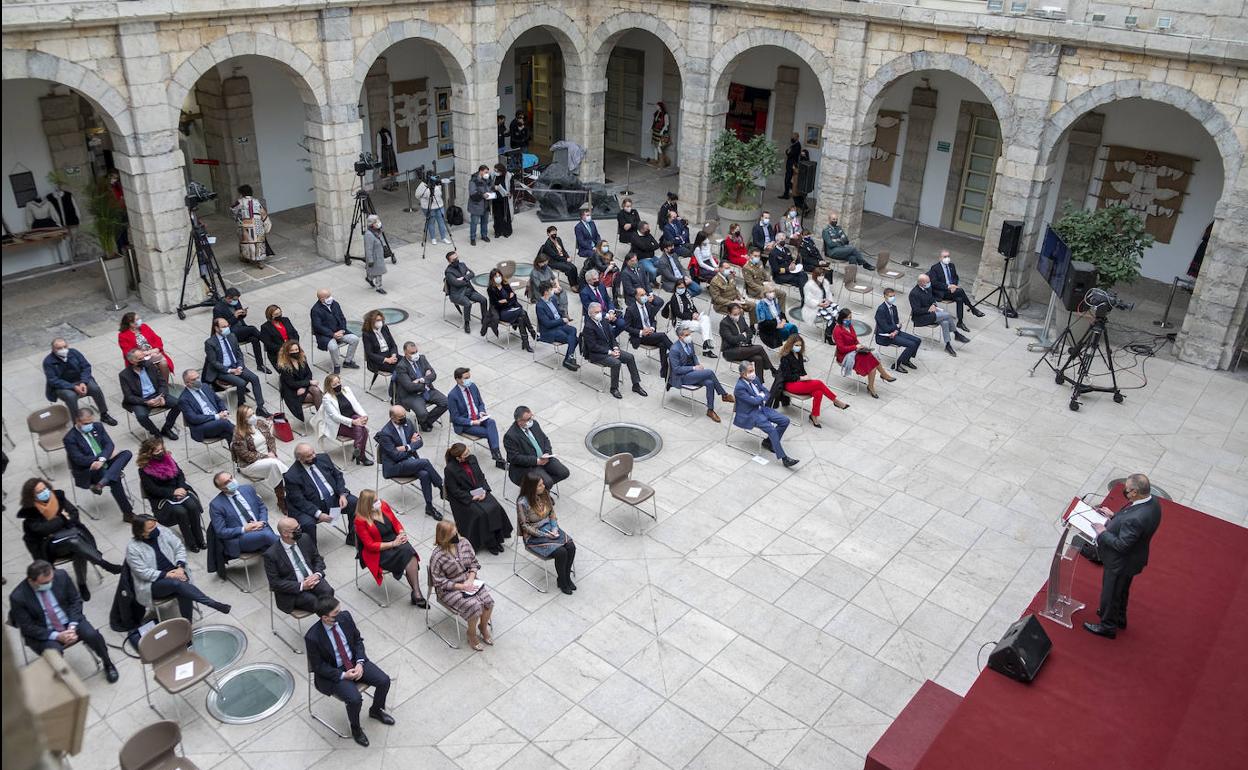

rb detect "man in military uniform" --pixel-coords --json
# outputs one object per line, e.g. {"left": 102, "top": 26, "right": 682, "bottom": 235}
{"left": 821, "top": 212, "right": 874, "bottom": 271}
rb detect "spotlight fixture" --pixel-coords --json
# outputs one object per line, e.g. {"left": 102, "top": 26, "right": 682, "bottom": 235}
{"left": 1156, "top": 16, "right": 1173, "bottom": 30}
{"left": 1124, "top": 14, "right": 1138, "bottom": 28}
{"left": 986, "top": 0, "right": 1004, "bottom": 12}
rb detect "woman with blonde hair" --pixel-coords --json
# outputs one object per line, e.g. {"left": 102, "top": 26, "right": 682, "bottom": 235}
{"left": 354, "top": 488, "right": 426, "bottom": 607}
{"left": 318, "top": 371, "right": 372, "bottom": 466}
{"left": 276, "top": 339, "right": 322, "bottom": 421}
{"left": 429, "top": 520, "right": 495, "bottom": 650}
{"left": 230, "top": 403, "right": 288, "bottom": 511}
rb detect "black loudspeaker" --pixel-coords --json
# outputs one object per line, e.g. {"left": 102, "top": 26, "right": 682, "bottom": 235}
{"left": 795, "top": 160, "right": 817, "bottom": 195}
{"left": 987, "top": 614, "right": 1052, "bottom": 683}
{"left": 1061, "top": 261, "right": 1099, "bottom": 312}
{"left": 998, "top": 220, "right": 1023, "bottom": 258}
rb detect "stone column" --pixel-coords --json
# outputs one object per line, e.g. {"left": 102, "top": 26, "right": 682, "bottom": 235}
{"left": 970, "top": 42, "right": 1063, "bottom": 306}
{"left": 892, "top": 86, "right": 938, "bottom": 222}
{"left": 821, "top": 19, "right": 868, "bottom": 235}
{"left": 363, "top": 58, "right": 390, "bottom": 161}
{"left": 1177, "top": 178, "right": 1248, "bottom": 369}
{"left": 771, "top": 66, "right": 799, "bottom": 147}
{"left": 1053, "top": 112, "right": 1103, "bottom": 215}
{"left": 565, "top": 72, "right": 606, "bottom": 183}
{"left": 193, "top": 69, "right": 229, "bottom": 215}
{"left": 676, "top": 1, "right": 717, "bottom": 224}
{"left": 220, "top": 76, "right": 261, "bottom": 197}
{"left": 314, "top": 7, "right": 364, "bottom": 262}
{"left": 115, "top": 21, "right": 192, "bottom": 312}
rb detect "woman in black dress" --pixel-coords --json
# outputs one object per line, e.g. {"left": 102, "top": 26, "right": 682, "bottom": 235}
{"left": 443, "top": 442, "right": 513, "bottom": 554}
{"left": 136, "top": 436, "right": 207, "bottom": 551}
{"left": 17, "top": 477, "right": 123, "bottom": 599}
{"left": 486, "top": 268, "right": 535, "bottom": 351}
{"left": 362, "top": 308, "right": 400, "bottom": 388}
{"left": 258, "top": 303, "right": 300, "bottom": 368}
{"left": 276, "top": 339, "right": 322, "bottom": 421}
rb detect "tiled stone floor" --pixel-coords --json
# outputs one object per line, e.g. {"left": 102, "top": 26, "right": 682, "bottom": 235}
{"left": 3, "top": 161, "right": 1247, "bottom": 770}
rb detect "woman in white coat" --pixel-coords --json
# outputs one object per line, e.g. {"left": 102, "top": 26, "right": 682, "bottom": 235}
{"left": 317, "top": 372, "right": 373, "bottom": 466}
{"left": 803, "top": 266, "right": 839, "bottom": 330}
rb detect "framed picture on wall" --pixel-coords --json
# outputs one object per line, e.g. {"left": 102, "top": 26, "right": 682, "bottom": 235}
{"left": 438, "top": 117, "right": 453, "bottom": 140}
{"left": 438, "top": 140, "right": 454, "bottom": 159}
{"left": 804, "top": 124, "right": 822, "bottom": 149}
{"left": 434, "top": 87, "right": 451, "bottom": 116}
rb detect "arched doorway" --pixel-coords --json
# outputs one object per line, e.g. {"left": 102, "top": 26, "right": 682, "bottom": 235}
{"left": 498, "top": 27, "right": 570, "bottom": 166}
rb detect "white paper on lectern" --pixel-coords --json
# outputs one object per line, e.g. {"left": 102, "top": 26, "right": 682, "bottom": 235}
{"left": 174, "top": 661, "right": 195, "bottom": 681}
{"left": 1067, "top": 501, "right": 1108, "bottom": 541}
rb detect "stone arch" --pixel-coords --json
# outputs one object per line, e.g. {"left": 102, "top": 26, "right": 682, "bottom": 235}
{"left": 168, "top": 32, "right": 329, "bottom": 129}
{"left": 488, "top": 6, "right": 589, "bottom": 86}
{"left": 350, "top": 20, "right": 472, "bottom": 97}
{"left": 1041, "top": 79, "right": 1243, "bottom": 188}
{"left": 590, "top": 12, "right": 688, "bottom": 75}
{"left": 2, "top": 48, "right": 135, "bottom": 154}
{"left": 708, "top": 28, "right": 834, "bottom": 103}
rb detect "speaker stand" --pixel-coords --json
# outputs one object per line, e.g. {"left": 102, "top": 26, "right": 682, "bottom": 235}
{"left": 973, "top": 256, "right": 1019, "bottom": 327}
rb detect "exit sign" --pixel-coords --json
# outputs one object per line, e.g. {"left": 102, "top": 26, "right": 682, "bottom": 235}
{"left": 936, "top": 141, "right": 951, "bottom": 153}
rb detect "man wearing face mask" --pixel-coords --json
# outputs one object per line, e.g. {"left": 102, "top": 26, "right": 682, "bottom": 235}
{"left": 709, "top": 261, "right": 757, "bottom": 317}
{"left": 311, "top": 288, "right": 361, "bottom": 373}
{"left": 743, "top": 247, "right": 771, "bottom": 300}
{"left": 448, "top": 367, "right": 507, "bottom": 468}
{"left": 732, "top": 361, "right": 799, "bottom": 468}
{"left": 579, "top": 269, "right": 628, "bottom": 334}
{"left": 534, "top": 282, "right": 581, "bottom": 372}
{"left": 64, "top": 407, "right": 136, "bottom": 521}
{"left": 213, "top": 286, "right": 272, "bottom": 373}
{"left": 625, "top": 286, "right": 673, "bottom": 379}
{"left": 376, "top": 405, "right": 445, "bottom": 520}
{"left": 574, "top": 209, "right": 601, "bottom": 259}
{"left": 391, "top": 341, "right": 449, "bottom": 432}
{"left": 467, "top": 164, "right": 493, "bottom": 246}
{"left": 875, "top": 288, "right": 922, "bottom": 372}
{"left": 928, "top": 249, "right": 985, "bottom": 330}
{"left": 719, "top": 302, "right": 775, "bottom": 383}
{"left": 582, "top": 302, "right": 647, "bottom": 399}
{"left": 9, "top": 560, "right": 119, "bottom": 683}
{"left": 264, "top": 516, "right": 334, "bottom": 614}
{"left": 204, "top": 316, "right": 271, "bottom": 417}
{"left": 821, "top": 211, "right": 873, "bottom": 270}
{"left": 177, "top": 368, "right": 235, "bottom": 441}
{"left": 119, "top": 348, "right": 182, "bottom": 440}
{"left": 537, "top": 225, "right": 581, "bottom": 289}
{"left": 363, "top": 214, "right": 388, "bottom": 294}
{"left": 668, "top": 323, "right": 735, "bottom": 422}
{"left": 617, "top": 197, "right": 641, "bottom": 242}
{"left": 43, "top": 338, "right": 117, "bottom": 426}
{"left": 503, "top": 406, "right": 570, "bottom": 489}
{"left": 283, "top": 443, "right": 360, "bottom": 547}
{"left": 662, "top": 210, "right": 691, "bottom": 255}
{"left": 626, "top": 221, "right": 661, "bottom": 284}
{"left": 444, "top": 250, "right": 489, "bottom": 336}
{"left": 910, "top": 274, "right": 968, "bottom": 356}
{"left": 656, "top": 240, "right": 699, "bottom": 296}
{"left": 208, "top": 471, "right": 279, "bottom": 565}
{"left": 751, "top": 212, "right": 779, "bottom": 250}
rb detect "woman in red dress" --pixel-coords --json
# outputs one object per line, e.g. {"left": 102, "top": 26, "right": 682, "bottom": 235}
{"left": 722, "top": 223, "right": 749, "bottom": 266}
{"left": 117, "top": 311, "right": 174, "bottom": 377}
{"left": 354, "top": 488, "right": 427, "bottom": 607}
{"left": 832, "top": 307, "right": 895, "bottom": 398}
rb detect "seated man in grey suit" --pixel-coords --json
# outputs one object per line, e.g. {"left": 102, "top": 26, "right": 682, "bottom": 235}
{"left": 390, "top": 341, "right": 448, "bottom": 432}
{"left": 264, "top": 516, "right": 334, "bottom": 614}
{"left": 669, "top": 322, "right": 735, "bottom": 423}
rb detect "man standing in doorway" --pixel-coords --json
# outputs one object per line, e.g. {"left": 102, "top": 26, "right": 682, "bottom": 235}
{"left": 781, "top": 133, "right": 802, "bottom": 199}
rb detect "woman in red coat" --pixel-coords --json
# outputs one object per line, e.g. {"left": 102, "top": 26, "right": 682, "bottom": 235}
{"left": 117, "top": 311, "right": 174, "bottom": 378}
{"left": 722, "top": 223, "right": 749, "bottom": 266}
{"left": 832, "top": 307, "right": 895, "bottom": 398}
{"left": 353, "top": 488, "right": 427, "bottom": 607}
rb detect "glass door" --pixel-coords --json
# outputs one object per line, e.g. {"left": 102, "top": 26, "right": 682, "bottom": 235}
{"left": 531, "top": 53, "right": 553, "bottom": 161}
{"left": 954, "top": 116, "right": 1001, "bottom": 236}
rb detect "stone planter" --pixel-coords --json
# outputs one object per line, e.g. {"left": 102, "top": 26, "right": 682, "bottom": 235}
{"left": 715, "top": 201, "right": 761, "bottom": 238}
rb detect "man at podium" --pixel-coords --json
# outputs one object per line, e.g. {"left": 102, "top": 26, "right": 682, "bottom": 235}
{"left": 1084, "top": 474, "right": 1163, "bottom": 639}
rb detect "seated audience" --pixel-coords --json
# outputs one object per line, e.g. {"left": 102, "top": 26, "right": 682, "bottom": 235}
{"left": 732, "top": 362, "right": 799, "bottom": 468}
{"left": 743, "top": 247, "right": 771, "bottom": 299}
{"left": 803, "top": 267, "right": 839, "bottom": 330}
{"left": 209, "top": 471, "right": 279, "bottom": 559}
{"left": 259, "top": 303, "right": 300, "bottom": 369}
{"left": 663, "top": 277, "right": 717, "bottom": 357}
{"left": 583, "top": 302, "right": 647, "bottom": 400}
{"left": 529, "top": 254, "right": 571, "bottom": 313}
{"left": 668, "top": 323, "right": 735, "bottom": 423}
{"left": 797, "top": 229, "right": 823, "bottom": 273}
{"left": 392, "top": 341, "right": 449, "bottom": 431}
{"left": 126, "top": 514, "right": 232, "bottom": 620}
{"left": 64, "top": 407, "right": 135, "bottom": 522}
{"left": 656, "top": 240, "right": 700, "bottom": 295}
{"left": 276, "top": 340, "right": 323, "bottom": 422}
{"left": 833, "top": 308, "right": 897, "bottom": 399}
{"left": 720, "top": 302, "right": 776, "bottom": 383}
{"left": 264, "top": 516, "right": 334, "bottom": 613}
{"left": 119, "top": 348, "right": 182, "bottom": 440}
{"left": 429, "top": 520, "right": 495, "bottom": 650}
{"left": 756, "top": 284, "right": 800, "bottom": 348}
{"left": 486, "top": 267, "right": 535, "bottom": 350}
{"left": 10, "top": 560, "right": 119, "bottom": 682}
{"left": 305, "top": 595, "right": 394, "bottom": 747}
{"left": 448, "top": 367, "right": 506, "bottom": 468}
{"left": 284, "top": 442, "right": 359, "bottom": 547}
{"left": 311, "top": 289, "right": 361, "bottom": 373}
{"left": 443, "top": 442, "right": 513, "bottom": 555}
{"left": 504, "top": 406, "right": 570, "bottom": 489}
{"left": 771, "top": 334, "right": 849, "bottom": 428}
{"left": 319, "top": 372, "right": 373, "bottom": 466}
{"left": 821, "top": 211, "right": 874, "bottom": 269}
{"left": 929, "top": 249, "right": 985, "bottom": 329}
{"left": 354, "top": 488, "right": 427, "bottom": 607}
{"left": 627, "top": 221, "right": 661, "bottom": 282}
{"left": 574, "top": 209, "right": 602, "bottom": 258}
{"left": 708, "top": 261, "right": 756, "bottom": 316}
{"left": 376, "top": 405, "right": 444, "bottom": 520}
{"left": 617, "top": 197, "right": 641, "bottom": 242}
{"left": 137, "top": 437, "right": 206, "bottom": 552}
{"left": 910, "top": 274, "right": 968, "bottom": 356}
{"left": 117, "top": 311, "right": 174, "bottom": 377}
{"left": 751, "top": 211, "right": 779, "bottom": 250}
{"left": 618, "top": 251, "right": 650, "bottom": 300}
{"left": 722, "top": 223, "right": 748, "bottom": 266}
{"left": 213, "top": 286, "right": 271, "bottom": 373}
{"left": 768, "top": 241, "right": 806, "bottom": 297}
{"left": 178, "top": 368, "right": 235, "bottom": 441}
{"left": 444, "top": 251, "right": 489, "bottom": 336}
{"left": 205, "top": 315, "right": 271, "bottom": 417}
{"left": 875, "top": 288, "right": 922, "bottom": 373}
{"left": 579, "top": 269, "right": 627, "bottom": 334}
{"left": 18, "top": 478, "right": 123, "bottom": 599}
{"left": 231, "top": 404, "right": 289, "bottom": 504}
{"left": 624, "top": 286, "right": 672, "bottom": 379}
{"left": 43, "top": 338, "right": 116, "bottom": 425}
{"left": 662, "top": 209, "right": 692, "bottom": 254}
{"left": 534, "top": 282, "right": 581, "bottom": 371}
{"left": 517, "top": 473, "right": 577, "bottom": 595}
{"left": 690, "top": 231, "right": 719, "bottom": 283}
{"left": 536, "top": 225, "right": 580, "bottom": 289}
{"left": 362, "top": 309, "right": 400, "bottom": 384}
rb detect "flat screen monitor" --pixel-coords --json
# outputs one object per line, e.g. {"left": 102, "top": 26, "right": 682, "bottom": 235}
{"left": 1037, "top": 226, "right": 1073, "bottom": 297}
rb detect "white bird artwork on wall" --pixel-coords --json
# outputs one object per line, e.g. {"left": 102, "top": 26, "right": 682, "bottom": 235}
{"left": 1109, "top": 159, "right": 1184, "bottom": 219}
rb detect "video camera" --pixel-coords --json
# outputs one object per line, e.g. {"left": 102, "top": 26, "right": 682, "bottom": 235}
{"left": 1084, "top": 288, "right": 1135, "bottom": 319}
{"left": 354, "top": 152, "right": 382, "bottom": 175}
{"left": 184, "top": 181, "right": 217, "bottom": 210}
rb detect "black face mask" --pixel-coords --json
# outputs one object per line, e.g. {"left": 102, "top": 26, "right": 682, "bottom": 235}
{"left": 291, "top": 530, "right": 303, "bottom": 541}
{"left": 449, "top": 535, "right": 460, "bottom": 545}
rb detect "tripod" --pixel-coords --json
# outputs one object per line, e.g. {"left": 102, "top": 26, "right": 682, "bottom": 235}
{"left": 344, "top": 172, "right": 396, "bottom": 266}
{"left": 176, "top": 207, "right": 228, "bottom": 320}
{"left": 1030, "top": 312, "right": 1124, "bottom": 411}
{"left": 973, "top": 255, "right": 1020, "bottom": 327}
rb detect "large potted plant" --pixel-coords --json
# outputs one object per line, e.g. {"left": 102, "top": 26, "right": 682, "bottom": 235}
{"left": 1053, "top": 202, "right": 1154, "bottom": 288}
{"left": 82, "top": 176, "right": 131, "bottom": 301}
{"left": 708, "top": 130, "right": 780, "bottom": 233}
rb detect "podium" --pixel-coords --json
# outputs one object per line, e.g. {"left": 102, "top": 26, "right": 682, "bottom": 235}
{"left": 1039, "top": 498, "right": 1093, "bottom": 628}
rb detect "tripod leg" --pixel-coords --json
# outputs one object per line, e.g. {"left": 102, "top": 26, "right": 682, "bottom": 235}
{"left": 176, "top": 234, "right": 196, "bottom": 320}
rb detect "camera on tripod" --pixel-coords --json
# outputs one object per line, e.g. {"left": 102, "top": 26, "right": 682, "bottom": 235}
{"left": 184, "top": 181, "right": 217, "bottom": 210}
{"left": 1084, "top": 288, "right": 1135, "bottom": 319}
{"left": 354, "top": 152, "right": 382, "bottom": 176}
{"left": 422, "top": 171, "right": 442, "bottom": 187}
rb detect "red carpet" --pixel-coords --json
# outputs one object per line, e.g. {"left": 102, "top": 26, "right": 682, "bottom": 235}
{"left": 874, "top": 490, "right": 1248, "bottom": 770}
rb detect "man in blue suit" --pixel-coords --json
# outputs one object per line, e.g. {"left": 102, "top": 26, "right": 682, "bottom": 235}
{"left": 209, "top": 471, "right": 278, "bottom": 559}
{"left": 376, "top": 405, "right": 444, "bottom": 520}
{"left": 177, "top": 369, "right": 235, "bottom": 441}
{"left": 661, "top": 210, "right": 692, "bottom": 255}
{"left": 579, "top": 270, "right": 628, "bottom": 334}
{"left": 574, "top": 210, "right": 601, "bottom": 258}
{"left": 311, "top": 288, "right": 360, "bottom": 373}
{"left": 751, "top": 212, "right": 778, "bottom": 250}
{"left": 204, "top": 316, "right": 271, "bottom": 417}
{"left": 534, "top": 282, "right": 580, "bottom": 371}
{"left": 732, "top": 361, "right": 799, "bottom": 468}
{"left": 448, "top": 367, "right": 506, "bottom": 468}
{"left": 305, "top": 596, "right": 394, "bottom": 747}
{"left": 669, "top": 323, "right": 734, "bottom": 423}
{"left": 43, "top": 338, "right": 116, "bottom": 425}
{"left": 875, "top": 288, "right": 921, "bottom": 373}
{"left": 64, "top": 407, "right": 137, "bottom": 520}
{"left": 929, "top": 250, "right": 985, "bottom": 329}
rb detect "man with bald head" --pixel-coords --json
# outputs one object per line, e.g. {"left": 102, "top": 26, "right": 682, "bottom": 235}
{"left": 1084, "top": 473, "right": 1163, "bottom": 639}
{"left": 43, "top": 337, "right": 117, "bottom": 425}
{"left": 310, "top": 288, "right": 360, "bottom": 373}
{"left": 264, "top": 516, "right": 334, "bottom": 614}
{"left": 375, "top": 405, "right": 444, "bottom": 520}
{"left": 909, "top": 273, "right": 968, "bottom": 356}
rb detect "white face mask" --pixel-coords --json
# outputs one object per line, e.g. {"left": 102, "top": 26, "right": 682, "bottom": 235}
{"left": 373, "top": 321, "right": 383, "bottom": 330}
{"left": 793, "top": 346, "right": 803, "bottom": 353}
{"left": 408, "top": 353, "right": 419, "bottom": 362}
{"left": 54, "top": 348, "right": 69, "bottom": 359}
{"left": 623, "top": 206, "right": 632, "bottom": 212}
{"left": 323, "top": 296, "right": 334, "bottom": 306}
{"left": 886, "top": 296, "right": 896, "bottom": 306}
{"left": 762, "top": 218, "right": 770, "bottom": 225}
{"left": 583, "top": 216, "right": 592, "bottom": 224}
{"left": 744, "top": 371, "right": 757, "bottom": 380}
{"left": 591, "top": 312, "right": 603, "bottom": 322}
{"left": 372, "top": 500, "right": 381, "bottom": 511}
{"left": 676, "top": 288, "right": 686, "bottom": 296}
{"left": 135, "top": 318, "right": 143, "bottom": 327}
{"left": 495, "top": 276, "right": 503, "bottom": 284}
{"left": 247, "top": 415, "right": 258, "bottom": 426}
{"left": 941, "top": 257, "right": 951, "bottom": 265}
{"left": 524, "top": 420, "right": 535, "bottom": 430}
{"left": 750, "top": 257, "right": 760, "bottom": 264}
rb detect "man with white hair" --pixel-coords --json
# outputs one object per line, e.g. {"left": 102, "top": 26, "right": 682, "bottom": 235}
{"left": 364, "top": 214, "right": 387, "bottom": 295}
{"left": 582, "top": 301, "right": 646, "bottom": 399}
{"left": 668, "top": 322, "right": 734, "bottom": 422}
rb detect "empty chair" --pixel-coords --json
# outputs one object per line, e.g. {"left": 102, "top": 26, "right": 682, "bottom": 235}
{"left": 26, "top": 404, "right": 71, "bottom": 477}
{"left": 840, "top": 264, "right": 873, "bottom": 306}
{"left": 875, "top": 251, "right": 905, "bottom": 290}
{"left": 597, "top": 452, "right": 658, "bottom": 536}
{"left": 118, "top": 720, "right": 200, "bottom": 770}
{"left": 138, "top": 618, "right": 217, "bottom": 718}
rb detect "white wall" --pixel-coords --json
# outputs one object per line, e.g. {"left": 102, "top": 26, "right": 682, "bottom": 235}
{"left": 612, "top": 30, "right": 681, "bottom": 165}
{"left": 1041, "top": 98, "right": 1224, "bottom": 282}
{"left": 2, "top": 79, "right": 58, "bottom": 233}
{"left": 226, "top": 56, "right": 314, "bottom": 214}
{"left": 359, "top": 39, "right": 456, "bottom": 178}
{"left": 863, "top": 74, "right": 914, "bottom": 215}
{"left": 723, "top": 46, "right": 825, "bottom": 166}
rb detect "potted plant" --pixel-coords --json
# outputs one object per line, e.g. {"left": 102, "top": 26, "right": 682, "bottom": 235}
{"left": 82, "top": 175, "right": 131, "bottom": 300}
{"left": 1053, "top": 202, "right": 1154, "bottom": 288}
{"left": 708, "top": 130, "right": 780, "bottom": 233}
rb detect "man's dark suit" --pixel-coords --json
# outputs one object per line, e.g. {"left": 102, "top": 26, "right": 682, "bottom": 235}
{"left": 283, "top": 455, "right": 358, "bottom": 546}
{"left": 264, "top": 537, "right": 334, "bottom": 613}
{"left": 43, "top": 348, "right": 112, "bottom": 419}
{"left": 203, "top": 332, "right": 266, "bottom": 411}
{"left": 118, "top": 361, "right": 182, "bottom": 436}
{"left": 178, "top": 385, "right": 234, "bottom": 441}
{"left": 64, "top": 422, "right": 134, "bottom": 515}
{"left": 8, "top": 569, "right": 111, "bottom": 661}
{"left": 374, "top": 420, "right": 442, "bottom": 506}
{"left": 874, "top": 301, "right": 921, "bottom": 367}
{"left": 908, "top": 284, "right": 940, "bottom": 326}
{"left": 503, "top": 420, "right": 571, "bottom": 487}
{"left": 213, "top": 297, "right": 266, "bottom": 368}
{"left": 310, "top": 299, "right": 350, "bottom": 351}
{"left": 574, "top": 219, "right": 602, "bottom": 258}
{"left": 537, "top": 236, "right": 580, "bottom": 287}
{"left": 751, "top": 221, "right": 779, "bottom": 250}
{"left": 582, "top": 315, "right": 640, "bottom": 392}
{"left": 390, "top": 354, "right": 448, "bottom": 430}
{"left": 304, "top": 611, "right": 391, "bottom": 731}
{"left": 1094, "top": 496, "right": 1163, "bottom": 629}
{"left": 624, "top": 296, "right": 671, "bottom": 378}
{"left": 929, "top": 261, "right": 972, "bottom": 321}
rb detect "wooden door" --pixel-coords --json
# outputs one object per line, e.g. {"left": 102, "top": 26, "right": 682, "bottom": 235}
{"left": 531, "top": 53, "right": 554, "bottom": 158}
{"left": 604, "top": 48, "right": 644, "bottom": 155}
{"left": 953, "top": 116, "right": 1001, "bottom": 236}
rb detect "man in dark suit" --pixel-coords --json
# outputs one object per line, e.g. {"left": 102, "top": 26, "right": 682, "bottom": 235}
{"left": 208, "top": 471, "right": 279, "bottom": 558}
{"left": 285, "top": 443, "right": 359, "bottom": 547}
{"left": 119, "top": 349, "right": 181, "bottom": 439}
{"left": 8, "top": 561, "right": 118, "bottom": 682}
{"left": 391, "top": 341, "right": 448, "bottom": 432}
{"left": 910, "top": 274, "right": 967, "bottom": 356}
{"left": 781, "top": 133, "right": 801, "bottom": 199}
{"left": 178, "top": 368, "right": 235, "bottom": 441}
{"left": 732, "top": 361, "right": 799, "bottom": 468}
{"left": 504, "top": 406, "right": 571, "bottom": 488}
{"left": 874, "top": 288, "right": 922, "bottom": 373}
{"left": 583, "top": 301, "right": 647, "bottom": 400}
{"left": 574, "top": 210, "right": 601, "bottom": 258}
{"left": 655, "top": 240, "right": 700, "bottom": 295}
{"left": 624, "top": 286, "right": 672, "bottom": 380}
{"left": 534, "top": 282, "right": 580, "bottom": 371}
{"left": 264, "top": 516, "right": 334, "bottom": 613}
{"left": 929, "top": 250, "right": 985, "bottom": 329}
{"left": 1084, "top": 474, "right": 1163, "bottom": 639}
{"left": 657, "top": 192, "right": 679, "bottom": 231}
{"left": 444, "top": 250, "right": 488, "bottom": 335}
{"left": 751, "top": 212, "right": 778, "bottom": 250}
{"left": 579, "top": 270, "right": 628, "bottom": 334}
{"left": 305, "top": 596, "right": 394, "bottom": 747}
{"left": 376, "top": 405, "right": 444, "bottom": 520}
{"left": 311, "top": 288, "right": 360, "bottom": 373}
{"left": 205, "top": 316, "right": 271, "bottom": 417}
{"left": 64, "top": 407, "right": 136, "bottom": 521}
{"left": 43, "top": 338, "right": 116, "bottom": 425}
{"left": 213, "top": 286, "right": 272, "bottom": 373}
{"left": 447, "top": 367, "right": 506, "bottom": 468}
{"left": 537, "top": 225, "right": 580, "bottom": 288}
{"left": 661, "top": 210, "right": 691, "bottom": 254}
